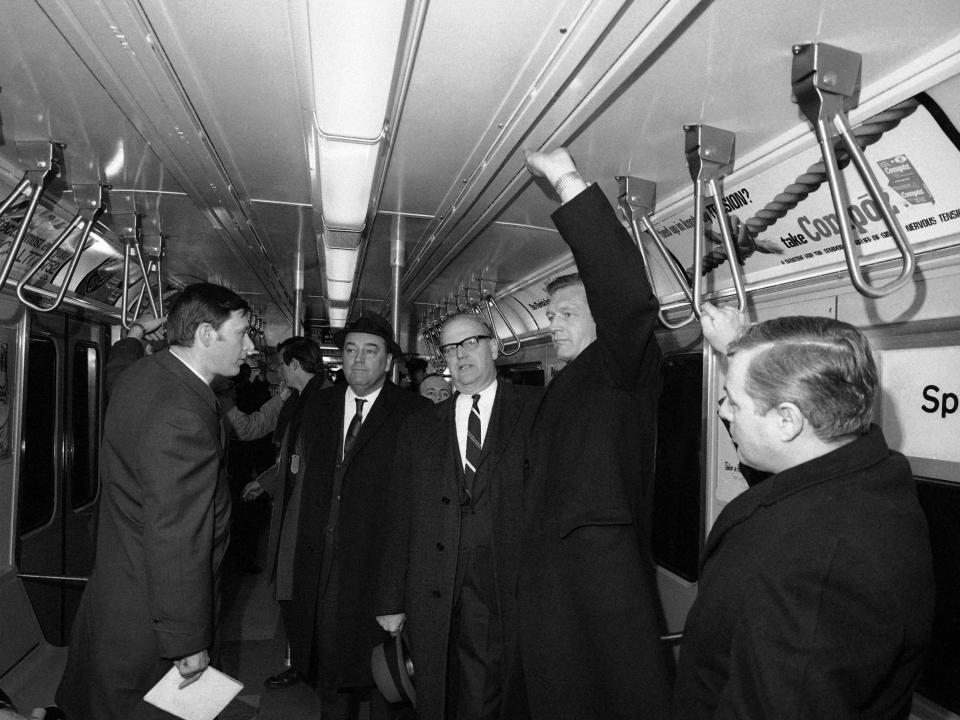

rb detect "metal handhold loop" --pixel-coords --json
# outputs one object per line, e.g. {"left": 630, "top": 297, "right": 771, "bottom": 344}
{"left": 684, "top": 124, "right": 748, "bottom": 316}
{"left": 484, "top": 295, "right": 521, "bottom": 356}
{"left": 17, "top": 184, "right": 107, "bottom": 312}
{"left": 617, "top": 176, "right": 696, "bottom": 329}
{"left": 0, "top": 142, "right": 66, "bottom": 290}
{"left": 792, "top": 42, "right": 916, "bottom": 298}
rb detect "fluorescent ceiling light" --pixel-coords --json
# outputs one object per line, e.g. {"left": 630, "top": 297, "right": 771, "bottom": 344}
{"left": 318, "top": 138, "right": 379, "bottom": 230}
{"left": 308, "top": 0, "right": 406, "bottom": 139}
{"left": 328, "top": 304, "right": 349, "bottom": 328}
{"left": 324, "top": 246, "right": 359, "bottom": 282}
{"left": 327, "top": 278, "right": 352, "bottom": 302}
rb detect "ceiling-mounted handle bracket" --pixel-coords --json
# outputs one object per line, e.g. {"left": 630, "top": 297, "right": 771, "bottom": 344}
{"left": 0, "top": 141, "right": 66, "bottom": 290}
{"left": 617, "top": 176, "right": 696, "bottom": 329}
{"left": 684, "top": 124, "right": 748, "bottom": 316}
{"left": 791, "top": 42, "right": 915, "bottom": 298}
{"left": 16, "top": 183, "right": 107, "bottom": 313}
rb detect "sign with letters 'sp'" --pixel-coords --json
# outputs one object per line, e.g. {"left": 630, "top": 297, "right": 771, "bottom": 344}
{"left": 877, "top": 346, "right": 960, "bottom": 463}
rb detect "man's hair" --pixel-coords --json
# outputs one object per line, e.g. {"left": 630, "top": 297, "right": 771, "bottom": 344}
{"left": 166, "top": 282, "right": 250, "bottom": 347}
{"left": 728, "top": 316, "right": 877, "bottom": 441}
{"left": 277, "top": 335, "right": 302, "bottom": 353}
{"left": 545, "top": 272, "right": 583, "bottom": 296}
{"left": 440, "top": 312, "right": 495, "bottom": 338}
{"left": 282, "top": 337, "right": 324, "bottom": 374}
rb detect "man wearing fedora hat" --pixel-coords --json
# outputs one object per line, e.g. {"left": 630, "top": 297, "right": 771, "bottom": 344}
{"left": 285, "top": 311, "right": 430, "bottom": 720}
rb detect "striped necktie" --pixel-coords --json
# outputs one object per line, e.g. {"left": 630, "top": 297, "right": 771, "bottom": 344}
{"left": 462, "top": 393, "right": 482, "bottom": 505}
{"left": 342, "top": 397, "right": 366, "bottom": 459}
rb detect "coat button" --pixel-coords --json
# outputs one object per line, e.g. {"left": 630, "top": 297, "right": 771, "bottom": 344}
{"left": 441, "top": 496, "right": 450, "bottom": 504}
{"left": 432, "top": 590, "right": 441, "bottom": 598}
{"left": 436, "top": 542, "right": 444, "bottom": 551}
{"left": 327, "top": 527, "right": 334, "bottom": 533}
{"left": 153, "top": 618, "right": 161, "bottom": 624}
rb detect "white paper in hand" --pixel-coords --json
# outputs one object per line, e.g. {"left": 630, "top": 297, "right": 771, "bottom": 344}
{"left": 143, "top": 665, "right": 243, "bottom": 720}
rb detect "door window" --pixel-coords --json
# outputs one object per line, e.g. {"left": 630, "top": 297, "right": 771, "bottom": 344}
{"left": 71, "top": 342, "right": 101, "bottom": 508}
{"left": 19, "top": 337, "right": 58, "bottom": 534}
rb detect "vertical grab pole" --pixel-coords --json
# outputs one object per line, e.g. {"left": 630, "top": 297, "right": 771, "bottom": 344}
{"left": 791, "top": 42, "right": 916, "bottom": 298}
{"left": 683, "top": 124, "right": 748, "bottom": 315}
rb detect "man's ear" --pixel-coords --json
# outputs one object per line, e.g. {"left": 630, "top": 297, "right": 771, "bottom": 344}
{"left": 196, "top": 322, "right": 215, "bottom": 348}
{"left": 775, "top": 402, "right": 805, "bottom": 443}
{"left": 489, "top": 338, "right": 500, "bottom": 362}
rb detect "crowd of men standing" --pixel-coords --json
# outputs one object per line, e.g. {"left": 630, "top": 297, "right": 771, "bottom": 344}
{"left": 52, "top": 147, "right": 934, "bottom": 720}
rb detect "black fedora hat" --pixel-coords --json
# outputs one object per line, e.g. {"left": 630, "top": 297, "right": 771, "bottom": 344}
{"left": 333, "top": 311, "right": 403, "bottom": 358}
{"left": 371, "top": 630, "right": 416, "bottom": 706}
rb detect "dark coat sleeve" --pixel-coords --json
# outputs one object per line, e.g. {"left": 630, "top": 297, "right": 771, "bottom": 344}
{"left": 137, "top": 382, "right": 222, "bottom": 658}
{"left": 551, "top": 183, "right": 661, "bottom": 389}
{"left": 105, "top": 337, "right": 145, "bottom": 398}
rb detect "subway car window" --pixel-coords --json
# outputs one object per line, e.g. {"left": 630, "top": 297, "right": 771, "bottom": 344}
{"left": 914, "top": 476, "right": 960, "bottom": 714}
{"left": 71, "top": 342, "right": 101, "bottom": 508}
{"left": 19, "top": 336, "right": 58, "bottom": 534}
{"left": 497, "top": 361, "right": 545, "bottom": 386}
{"left": 652, "top": 353, "right": 703, "bottom": 582}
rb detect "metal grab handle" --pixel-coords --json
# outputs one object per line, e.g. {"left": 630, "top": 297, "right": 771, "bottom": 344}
{"left": 142, "top": 233, "right": 166, "bottom": 317}
{"left": 16, "top": 184, "right": 107, "bottom": 313}
{"left": 0, "top": 142, "right": 65, "bottom": 290}
{"left": 0, "top": 177, "right": 32, "bottom": 218}
{"left": 120, "top": 223, "right": 160, "bottom": 329}
{"left": 684, "top": 125, "right": 748, "bottom": 316}
{"left": 484, "top": 295, "right": 522, "bottom": 356}
{"left": 18, "top": 572, "right": 88, "bottom": 584}
{"left": 792, "top": 43, "right": 916, "bottom": 298}
{"left": 618, "top": 176, "right": 697, "bottom": 330}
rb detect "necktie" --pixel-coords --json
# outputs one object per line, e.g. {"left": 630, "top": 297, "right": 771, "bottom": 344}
{"left": 342, "top": 398, "right": 366, "bottom": 459}
{"left": 462, "top": 393, "right": 482, "bottom": 504}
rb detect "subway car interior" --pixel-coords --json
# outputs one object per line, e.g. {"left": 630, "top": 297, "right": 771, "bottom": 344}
{"left": 2, "top": 0, "right": 960, "bottom": 718}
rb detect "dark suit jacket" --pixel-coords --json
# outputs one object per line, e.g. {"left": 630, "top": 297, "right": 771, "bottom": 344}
{"left": 286, "top": 380, "right": 430, "bottom": 689}
{"left": 57, "top": 349, "right": 231, "bottom": 720}
{"left": 378, "top": 383, "right": 542, "bottom": 720}
{"left": 520, "top": 184, "right": 673, "bottom": 720}
{"left": 674, "top": 426, "right": 934, "bottom": 719}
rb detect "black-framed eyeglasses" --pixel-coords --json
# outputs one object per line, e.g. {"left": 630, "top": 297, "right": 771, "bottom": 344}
{"left": 440, "top": 335, "right": 491, "bottom": 357}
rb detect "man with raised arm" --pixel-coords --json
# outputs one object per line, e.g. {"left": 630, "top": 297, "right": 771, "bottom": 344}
{"left": 674, "top": 304, "right": 934, "bottom": 719}
{"left": 376, "top": 312, "right": 541, "bottom": 720}
{"left": 57, "top": 283, "right": 254, "bottom": 720}
{"left": 519, "top": 149, "right": 673, "bottom": 719}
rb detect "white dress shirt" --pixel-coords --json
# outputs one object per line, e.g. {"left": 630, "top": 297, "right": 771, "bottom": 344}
{"left": 455, "top": 379, "right": 497, "bottom": 468}
{"left": 342, "top": 383, "right": 384, "bottom": 449}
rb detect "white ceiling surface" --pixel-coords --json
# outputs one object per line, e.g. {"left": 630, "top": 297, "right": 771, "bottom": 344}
{"left": 1, "top": 0, "right": 958, "bottom": 341}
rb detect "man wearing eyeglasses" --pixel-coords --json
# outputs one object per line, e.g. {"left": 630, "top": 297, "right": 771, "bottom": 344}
{"left": 377, "top": 312, "right": 541, "bottom": 720}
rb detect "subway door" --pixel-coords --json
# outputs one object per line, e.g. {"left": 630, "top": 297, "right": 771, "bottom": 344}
{"left": 17, "top": 311, "right": 107, "bottom": 645}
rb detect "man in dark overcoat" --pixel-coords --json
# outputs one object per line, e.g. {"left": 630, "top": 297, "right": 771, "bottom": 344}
{"left": 56, "top": 283, "right": 254, "bottom": 720}
{"left": 674, "top": 306, "right": 935, "bottom": 719}
{"left": 239, "top": 336, "right": 326, "bottom": 687}
{"left": 286, "top": 312, "right": 430, "bottom": 719}
{"left": 518, "top": 149, "right": 674, "bottom": 720}
{"left": 376, "top": 312, "right": 541, "bottom": 720}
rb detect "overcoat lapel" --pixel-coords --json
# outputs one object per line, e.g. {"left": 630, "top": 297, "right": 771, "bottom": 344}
{"left": 340, "top": 382, "right": 396, "bottom": 470}
{"left": 475, "top": 385, "right": 523, "bottom": 479}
